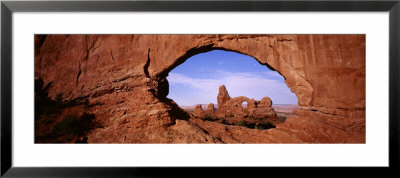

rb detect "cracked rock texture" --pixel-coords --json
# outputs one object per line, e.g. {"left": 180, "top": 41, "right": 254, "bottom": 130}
{"left": 35, "top": 34, "right": 365, "bottom": 143}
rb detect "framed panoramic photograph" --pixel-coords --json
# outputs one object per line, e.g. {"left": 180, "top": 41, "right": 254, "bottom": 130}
{"left": 1, "top": 0, "right": 399, "bottom": 177}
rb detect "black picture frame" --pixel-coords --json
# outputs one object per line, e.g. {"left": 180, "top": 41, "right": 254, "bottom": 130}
{"left": 1, "top": 0, "right": 399, "bottom": 177}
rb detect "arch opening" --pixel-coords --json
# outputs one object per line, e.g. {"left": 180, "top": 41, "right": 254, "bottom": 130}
{"left": 242, "top": 101, "right": 248, "bottom": 109}
{"left": 165, "top": 49, "right": 298, "bottom": 126}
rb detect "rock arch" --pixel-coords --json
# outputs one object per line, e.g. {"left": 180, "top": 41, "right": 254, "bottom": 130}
{"left": 154, "top": 43, "right": 313, "bottom": 108}
{"left": 35, "top": 34, "right": 365, "bottom": 143}
{"left": 140, "top": 35, "right": 365, "bottom": 143}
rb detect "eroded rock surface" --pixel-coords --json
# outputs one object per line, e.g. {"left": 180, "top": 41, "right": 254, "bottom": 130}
{"left": 193, "top": 105, "right": 206, "bottom": 118}
{"left": 217, "top": 85, "right": 231, "bottom": 107}
{"left": 206, "top": 103, "right": 216, "bottom": 115}
{"left": 35, "top": 34, "right": 365, "bottom": 143}
{"left": 213, "top": 85, "right": 279, "bottom": 125}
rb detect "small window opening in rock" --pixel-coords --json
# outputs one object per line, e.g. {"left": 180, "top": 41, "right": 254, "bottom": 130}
{"left": 242, "top": 101, "right": 248, "bottom": 109}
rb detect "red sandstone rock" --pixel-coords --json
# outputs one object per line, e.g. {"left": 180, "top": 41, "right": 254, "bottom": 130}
{"left": 217, "top": 85, "right": 231, "bottom": 108}
{"left": 206, "top": 103, "right": 215, "bottom": 115}
{"left": 214, "top": 85, "right": 279, "bottom": 125}
{"left": 192, "top": 104, "right": 205, "bottom": 118}
{"left": 35, "top": 34, "right": 366, "bottom": 143}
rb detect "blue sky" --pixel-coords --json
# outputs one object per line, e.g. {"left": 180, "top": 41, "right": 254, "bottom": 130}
{"left": 167, "top": 50, "right": 298, "bottom": 106}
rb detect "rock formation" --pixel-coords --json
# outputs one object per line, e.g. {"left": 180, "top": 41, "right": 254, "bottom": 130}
{"left": 35, "top": 34, "right": 366, "bottom": 143}
{"left": 214, "top": 85, "right": 279, "bottom": 124}
{"left": 192, "top": 104, "right": 205, "bottom": 118}
{"left": 206, "top": 103, "right": 215, "bottom": 116}
{"left": 217, "top": 85, "right": 231, "bottom": 107}
{"left": 255, "top": 97, "right": 275, "bottom": 119}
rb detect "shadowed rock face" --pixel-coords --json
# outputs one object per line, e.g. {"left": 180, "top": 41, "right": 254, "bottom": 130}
{"left": 35, "top": 34, "right": 365, "bottom": 143}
